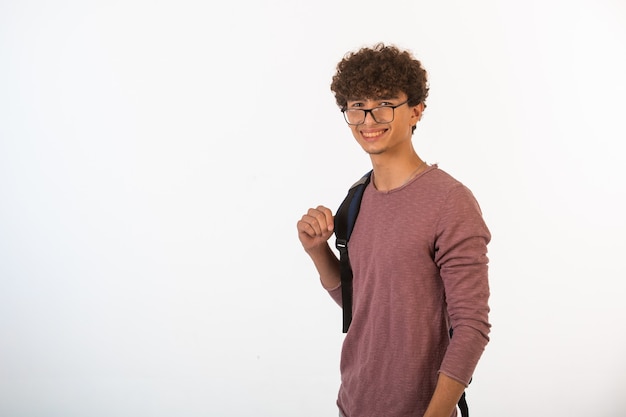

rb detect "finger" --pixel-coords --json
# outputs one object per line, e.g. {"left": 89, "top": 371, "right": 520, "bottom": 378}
{"left": 297, "top": 217, "right": 321, "bottom": 237}
{"left": 300, "top": 212, "right": 327, "bottom": 236}
{"left": 315, "top": 205, "right": 334, "bottom": 232}
{"left": 307, "top": 208, "right": 330, "bottom": 234}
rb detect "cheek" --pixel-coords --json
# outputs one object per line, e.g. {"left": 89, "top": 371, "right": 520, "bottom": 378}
{"left": 395, "top": 115, "right": 412, "bottom": 130}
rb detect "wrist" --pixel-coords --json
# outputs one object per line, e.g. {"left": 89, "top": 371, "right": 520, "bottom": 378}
{"left": 305, "top": 242, "right": 332, "bottom": 259}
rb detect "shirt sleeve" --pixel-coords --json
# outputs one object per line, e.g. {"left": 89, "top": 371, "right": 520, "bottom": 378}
{"left": 325, "top": 281, "right": 343, "bottom": 307}
{"left": 434, "top": 184, "right": 492, "bottom": 386}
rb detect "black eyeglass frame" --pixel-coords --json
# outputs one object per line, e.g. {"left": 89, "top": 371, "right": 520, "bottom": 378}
{"left": 341, "top": 99, "right": 410, "bottom": 125}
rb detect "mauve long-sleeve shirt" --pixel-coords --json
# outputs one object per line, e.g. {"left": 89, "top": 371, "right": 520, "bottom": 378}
{"left": 327, "top": 165, "right": 491, "bottom": 417}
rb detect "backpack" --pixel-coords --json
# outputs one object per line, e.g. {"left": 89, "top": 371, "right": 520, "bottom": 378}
{"left": 333, "top": 170, "right": 471, "bottom": 417}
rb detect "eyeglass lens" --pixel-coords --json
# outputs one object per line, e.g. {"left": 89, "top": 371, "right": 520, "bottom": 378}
{"left": 344, "top": 106, "right": 394, "bottom": 125}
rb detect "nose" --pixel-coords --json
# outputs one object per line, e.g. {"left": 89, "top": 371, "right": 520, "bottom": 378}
{"left": 363, "top": 109, "right": 377, "bottom": 124}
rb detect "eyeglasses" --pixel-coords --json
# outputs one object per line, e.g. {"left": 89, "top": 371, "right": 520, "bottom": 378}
{"left": 342, "top": 100, "right": 409, "bottom": 125}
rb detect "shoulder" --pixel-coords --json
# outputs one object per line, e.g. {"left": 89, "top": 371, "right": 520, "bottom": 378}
{"left": 418, "top": 165, "right": 473, "bottom": 200}
{"left": 423, "top": 165, "right": 463, "bottom": 188}
{"left": 421, "top": 166, "right": 485, "bottom": 217}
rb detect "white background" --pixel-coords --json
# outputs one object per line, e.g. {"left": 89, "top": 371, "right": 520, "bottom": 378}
{"left": 1, "top": 1, "right": 625, "bottom": 416}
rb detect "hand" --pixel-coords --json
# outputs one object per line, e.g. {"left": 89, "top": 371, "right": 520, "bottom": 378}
{"left": 297, "top": 205, "right": 335, "bottom": 253}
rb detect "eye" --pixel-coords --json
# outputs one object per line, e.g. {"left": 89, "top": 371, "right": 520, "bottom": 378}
{"left": 379, "top": 101, "right": 393, "bottom": 107}
{"left": 348, "top": 102, "right": 364, "bottom": 108}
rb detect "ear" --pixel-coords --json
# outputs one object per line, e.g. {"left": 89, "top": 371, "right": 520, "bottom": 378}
{"left": 411, "top": 102, "right": 425, "bottom": 125}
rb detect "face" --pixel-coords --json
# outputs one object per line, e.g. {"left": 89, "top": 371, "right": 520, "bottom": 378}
{"left": 344, "top": 93, "right": 423, "bottom": 156}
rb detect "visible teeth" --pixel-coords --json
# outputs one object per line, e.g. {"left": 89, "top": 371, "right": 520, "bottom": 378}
{"left": 363, "top": 131, "right": 383, "bottom": 138}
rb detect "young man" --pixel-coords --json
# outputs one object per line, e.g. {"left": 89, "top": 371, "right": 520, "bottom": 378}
{"left": 296, "top": 43, "right": 491, "bottom": 417}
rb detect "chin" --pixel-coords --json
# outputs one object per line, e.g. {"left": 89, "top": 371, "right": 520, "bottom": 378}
{"left": 363, "top": 147, "right": 386, "bottom": 156}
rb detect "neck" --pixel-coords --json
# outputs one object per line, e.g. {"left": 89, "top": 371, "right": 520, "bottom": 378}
{"left": 370, "top": 152, "right": 426, "bottom": 192}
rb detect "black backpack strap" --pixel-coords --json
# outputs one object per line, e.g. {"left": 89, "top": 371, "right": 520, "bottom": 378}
{"left": 458, "top": 391, "right": 469, "bottom": 417}
{"left": 449, "top": 329, "right": 470, "bottom": 417}
{"left": 334, "top": 171, "right": 372, "bottom": 333}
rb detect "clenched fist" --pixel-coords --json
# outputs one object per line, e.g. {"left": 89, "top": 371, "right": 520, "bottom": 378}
{"left": 296, "top": 205, "right": 335, "bottom": 253}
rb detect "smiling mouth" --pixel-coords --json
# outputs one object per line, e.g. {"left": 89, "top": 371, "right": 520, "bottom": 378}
{"left": 362, "top": 129, "right": 387, "bottom": 139}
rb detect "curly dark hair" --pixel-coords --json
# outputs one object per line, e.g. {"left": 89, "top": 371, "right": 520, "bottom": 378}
{"left": 330, "top": 43, "right": 429, "bottom": 111}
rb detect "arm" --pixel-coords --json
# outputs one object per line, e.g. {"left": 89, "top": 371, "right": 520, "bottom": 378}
{"left": 422, "top": 373, "right": 466, "bottom": 417}
{"left": 428, "top": 185, "right": 491, "bottom": 416}
{"left": 434, "top": 185, "right": 491, "bottom": 384}
{"left": 297, "top": 205, "right": 341, "bottom": 290}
